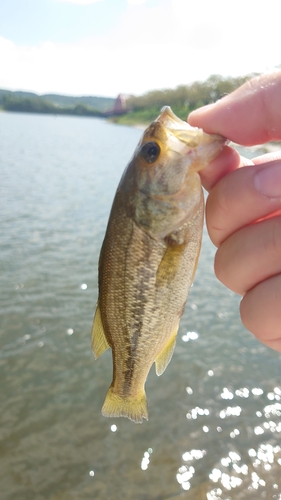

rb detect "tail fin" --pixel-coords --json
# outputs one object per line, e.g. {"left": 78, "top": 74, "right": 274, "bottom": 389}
{"left": 101, "top": 387, "right": 148, "bottom": 424}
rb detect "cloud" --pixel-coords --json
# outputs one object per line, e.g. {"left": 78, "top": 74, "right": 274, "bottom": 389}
{"left": 56, "top": 0, "right": 102, "bottom": 4}
{"left": 0, "top": 0, "right": 281, "bottom": 97}
{"left": 126, "top": 0, "right": 149, "bottom": 5}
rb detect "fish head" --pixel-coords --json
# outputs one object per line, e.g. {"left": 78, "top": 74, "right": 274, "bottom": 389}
{"left": 134, "top": 106, "right": 226, "bottom": 193}
{"left": 157, "top": 105, "right": 226, "bottom": 171}
{"left": 120, "top": 106, "right": 226, "bottom": 238}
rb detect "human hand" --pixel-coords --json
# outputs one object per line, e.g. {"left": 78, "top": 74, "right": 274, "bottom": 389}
{"left": 188, "top": 71, "right": 281, "bottom": 352}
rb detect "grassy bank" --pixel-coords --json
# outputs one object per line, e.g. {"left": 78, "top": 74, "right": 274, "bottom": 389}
{"left": 111, "top": 104, "right": 189, "bottom": 126}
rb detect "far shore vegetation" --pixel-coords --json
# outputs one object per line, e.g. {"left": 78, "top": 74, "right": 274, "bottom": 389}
{"left": 0, "top": 89, "right": 114, "bottom": 117}
{"left": 0, "top": 73, "right": 257, "bottom": 124}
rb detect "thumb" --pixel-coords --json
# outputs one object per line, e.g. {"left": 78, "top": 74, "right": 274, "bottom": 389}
{"left": 188, "top": 71, "right": 281, "bottom": 146}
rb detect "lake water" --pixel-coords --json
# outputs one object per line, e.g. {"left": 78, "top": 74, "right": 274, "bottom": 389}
{"left": 1, "top": 111, "right": 281, "bottom": 500}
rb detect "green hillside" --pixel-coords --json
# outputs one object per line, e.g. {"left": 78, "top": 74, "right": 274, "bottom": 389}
{"left": 0, "top": 89, "right": 115, "bottom": 115}
{"left": 41, "top": 93, "right": 115, "bottom": 111}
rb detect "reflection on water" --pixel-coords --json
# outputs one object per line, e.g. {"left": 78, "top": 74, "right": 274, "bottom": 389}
{"left": 177, "top": 374, "right": 281, "bottom": 498}
{"left": 0, "top": 112, "right": 281, "bottom": 499}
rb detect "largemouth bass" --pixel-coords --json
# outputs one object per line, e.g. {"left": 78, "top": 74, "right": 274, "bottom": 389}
{"left": 92, "top": 106, "right": 225, "bottom": 423}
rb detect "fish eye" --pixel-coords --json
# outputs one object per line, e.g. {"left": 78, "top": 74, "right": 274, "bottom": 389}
{"left": 139, "top": 141, "right": 161, "bottom": 164}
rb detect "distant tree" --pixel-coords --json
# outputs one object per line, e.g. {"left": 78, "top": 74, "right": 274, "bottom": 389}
{"left": 2, "top": 95, "right": 58, "bottom": 113}
{"left": 126, "top": 73, "right": 256, "bottom": 120}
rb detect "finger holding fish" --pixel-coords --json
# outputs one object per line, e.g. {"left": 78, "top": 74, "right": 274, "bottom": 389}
{"left": 189, "top": 72, "right": 281, "bottom": 351}
{"left": 206, "top": 156, "right": 281, "bottom": 352}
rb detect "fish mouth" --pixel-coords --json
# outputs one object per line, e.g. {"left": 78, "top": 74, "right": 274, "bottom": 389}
{"left": 157, "top": 105, "right": 226, "bottom": 149}
{"left": 158, "top": 106, "right": 189, "bottom": 130}
{"left": 156, "top": 106, "right": 227, "bottom": 166}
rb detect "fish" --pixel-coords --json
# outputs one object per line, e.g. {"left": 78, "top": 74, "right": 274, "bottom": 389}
{"left": 92, "top": 106, "right": 225, "bottom": 423}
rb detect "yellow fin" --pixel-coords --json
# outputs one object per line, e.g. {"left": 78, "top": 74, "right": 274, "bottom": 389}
{"left": 154, "top": 328, "right": 178, "bottom": 376}
{"left": 102, "top": 387, "right": 148, "bottom": 424}
{"left": 91, "top": 304, "right": 110, "bottom": 359}
{"left": 156, "top": 242, "right": 185, "bottom": 287}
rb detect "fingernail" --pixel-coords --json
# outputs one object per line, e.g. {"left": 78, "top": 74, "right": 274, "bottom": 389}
{"left": 254, "top": 162, "right": 281, "bottom": 198}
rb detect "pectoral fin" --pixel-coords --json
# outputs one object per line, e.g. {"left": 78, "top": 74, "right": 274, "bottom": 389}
{"left": 91, "top": 303, "right": 110, "bottom": 359}
{"left": 156, "top": 241, "right": 185, "bottom": 287}
{"left": 154, "top": 328, "right": 178, "bottom": 376}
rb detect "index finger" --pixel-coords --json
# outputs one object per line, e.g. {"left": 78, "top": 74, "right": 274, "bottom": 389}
{"left": 188, "top": 71, "right": 281, "bottom": 146}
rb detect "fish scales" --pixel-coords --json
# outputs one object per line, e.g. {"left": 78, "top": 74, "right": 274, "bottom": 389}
{"left": 92, "top": 106, "right": 226, "bottom": 423}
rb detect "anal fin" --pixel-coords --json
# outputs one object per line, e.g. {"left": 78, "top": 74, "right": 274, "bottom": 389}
{"left": 91, "top": 303, "right": 110, "bottom": 359}
{"left": 154, "top": 327, "right": 178, "bottom": 376}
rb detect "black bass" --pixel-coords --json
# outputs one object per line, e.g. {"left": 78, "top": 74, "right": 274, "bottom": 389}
{"left": 92, "top": 106, "right": 225, "bottom": 423}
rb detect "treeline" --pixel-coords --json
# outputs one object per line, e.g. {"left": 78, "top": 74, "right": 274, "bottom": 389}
{"left": 116, "top": 73, "right": 258, "bottom": 124}
{"left": 0, "top": 73, "right": 258, "bottom": 121}
{"left": 0, "top": 88, "right": 115, "bottom": 111}
{"left": 1, "top": 95, "right": 103, "bottom": 117}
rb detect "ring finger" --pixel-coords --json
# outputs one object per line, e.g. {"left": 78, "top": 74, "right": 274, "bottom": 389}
{"left": 214, "top": 215, "right": 281, "bottom": 296}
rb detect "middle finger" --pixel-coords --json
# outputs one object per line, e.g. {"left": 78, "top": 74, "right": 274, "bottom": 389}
{"left": 214, "top": 215, "right": 281, "bottom": 295}
{"left": 207, "top": 160, "right": 281, "bottom": 247}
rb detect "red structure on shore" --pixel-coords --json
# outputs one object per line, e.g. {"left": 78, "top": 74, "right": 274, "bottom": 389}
{"left": 103, "top": 93, "right": 131, "bottom": 116}
{"left": 113, "top": 94, "right": 127, "bottom": 114}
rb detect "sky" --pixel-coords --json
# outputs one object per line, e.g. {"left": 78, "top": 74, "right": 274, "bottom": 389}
{"left": 0, "top": 0, "right": 280, "bottom": 97}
